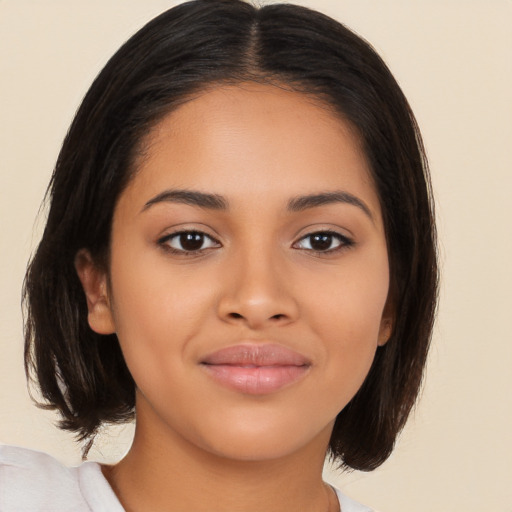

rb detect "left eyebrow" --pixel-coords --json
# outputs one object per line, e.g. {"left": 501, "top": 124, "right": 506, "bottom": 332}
{"left": 287, "top": 191, "right": 374, "bottom": 221}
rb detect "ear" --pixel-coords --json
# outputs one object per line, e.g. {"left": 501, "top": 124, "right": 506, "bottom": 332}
{"left": 377, "top": 300, "right": 394, "bottom": 347}
{"left": 74, "top": 249, "right": 116, "bottom": 335}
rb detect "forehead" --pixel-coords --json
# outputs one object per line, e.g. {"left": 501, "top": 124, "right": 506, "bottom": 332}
{"left": 123, "top": 83, "right": 380, "bottom": 218}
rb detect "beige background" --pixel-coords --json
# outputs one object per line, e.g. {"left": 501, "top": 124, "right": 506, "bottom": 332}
{"left": 1, "top": 1, "right": 511, "bottom": 510}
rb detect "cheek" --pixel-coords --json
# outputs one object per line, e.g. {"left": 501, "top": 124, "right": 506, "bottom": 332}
{"left": 307, "top": 251, "right": 389, "bottom": 338}
{"left": 106, "top": 249, "right": 215, "bottom": 375}
{"left": 304, "top": 252, "right": 389, "bottom": 390}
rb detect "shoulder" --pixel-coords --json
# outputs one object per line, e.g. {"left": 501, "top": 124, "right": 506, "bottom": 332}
{"left": 333, "top": 485, "right": 377, "bottom": 512}
{"left": 0, "top": 444, "right": 121, "bottom": 512}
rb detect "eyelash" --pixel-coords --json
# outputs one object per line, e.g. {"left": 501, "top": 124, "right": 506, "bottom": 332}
{"left": 292, "top": 230, "right": 354, "bottom": 254}
{"left": 157, "top": 230, "right": 354, "bottom": 256}
{"left": 157, "top": 230, "right": 221, "bottom": 255}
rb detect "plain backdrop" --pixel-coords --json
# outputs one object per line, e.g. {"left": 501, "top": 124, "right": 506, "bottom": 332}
{"left": 1, "top": 1, "right": 511, "bottom": 510}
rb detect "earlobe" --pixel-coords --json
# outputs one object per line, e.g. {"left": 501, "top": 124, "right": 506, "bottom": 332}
{"left": 378, "top": 318, "right": 393, "bottom": 346}
{"left": 74, "top": 249, "right": 116, "bottom": 335}
{"left": 378, "top": 301, "right": 394, "bottom": 346}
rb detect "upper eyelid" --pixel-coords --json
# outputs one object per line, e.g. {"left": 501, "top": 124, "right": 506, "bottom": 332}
{"left": 158, "top": 227, "right": 220, "bottom": 242}
{"left": 292, "top": 221, "right": 355, "bottom": 239}
{"left": 295, "top": 229, "right": 353, "bottom": 243}
{"left": 297, "top": 231, "right": 351, "bottom": 241}
{"left": 298, "top": 229, "right": 349, "bottom": 238}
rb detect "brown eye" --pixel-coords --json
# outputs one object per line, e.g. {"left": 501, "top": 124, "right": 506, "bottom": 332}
{"left": 179, "top": 232, "right": 206, "bottom": 251}
{"left": 160, "top": 231, "right": 220, "bottom": 253}
{"left": 294, "top": 231, "right": 353, "bottom": 253}
{"left": 309, "top": 233, "right": 335, "bottom": 251}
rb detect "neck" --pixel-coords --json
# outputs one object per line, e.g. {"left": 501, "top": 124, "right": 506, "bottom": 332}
{"left": 103, "top": 401, "right": 337, "bottom": 512}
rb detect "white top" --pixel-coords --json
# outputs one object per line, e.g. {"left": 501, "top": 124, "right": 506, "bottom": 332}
{"left": 0, "top": 445, "right": 374, "bottom": 511}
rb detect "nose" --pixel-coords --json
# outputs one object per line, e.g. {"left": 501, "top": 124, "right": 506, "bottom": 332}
{"left": 216, "top": 249, "right": 299, "bottom": 330}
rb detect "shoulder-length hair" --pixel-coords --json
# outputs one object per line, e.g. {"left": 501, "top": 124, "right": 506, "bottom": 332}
{"left": 24, "top": 0, "right": 437, "bottom": 470}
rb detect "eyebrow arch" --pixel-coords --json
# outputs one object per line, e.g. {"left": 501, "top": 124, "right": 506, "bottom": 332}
{"left": 142, "top": 189, "right": 228, "bottom": 212}
{"left": 287, "top": 191, "right": 374, "bottom": 220}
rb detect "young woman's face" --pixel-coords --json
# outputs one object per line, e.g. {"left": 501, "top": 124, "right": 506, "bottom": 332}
{"left": 90, "top": 83, "right": 391, "bottom": 461}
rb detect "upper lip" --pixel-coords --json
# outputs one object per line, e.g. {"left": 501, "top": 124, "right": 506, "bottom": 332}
{"left": 201, "top": 343, "right": 311, "bottom": 367}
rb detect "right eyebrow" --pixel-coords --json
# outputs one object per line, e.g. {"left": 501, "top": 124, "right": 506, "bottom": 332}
{"left": 141, "top": 189, "right": 229, "bottom": 212}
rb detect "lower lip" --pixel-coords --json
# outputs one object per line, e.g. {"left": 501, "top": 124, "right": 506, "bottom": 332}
{"left": 201, "top": 364, "right": 309, "bottom": 395}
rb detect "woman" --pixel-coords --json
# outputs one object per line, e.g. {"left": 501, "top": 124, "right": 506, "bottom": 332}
{"left": 1, "top": 1, "right": 437, "bottom": 510}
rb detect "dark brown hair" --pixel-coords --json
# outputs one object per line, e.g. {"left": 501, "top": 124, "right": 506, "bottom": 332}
{"left": 24, "top": 0, "right": 437, "bottom": 470}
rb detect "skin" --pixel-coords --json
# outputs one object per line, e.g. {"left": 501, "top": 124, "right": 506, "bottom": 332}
{"left": 76, "top": 83, "right": 392, "bottom": 512}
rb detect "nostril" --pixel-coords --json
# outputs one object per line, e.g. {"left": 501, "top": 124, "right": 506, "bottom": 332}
{"left": 227, "top": 312, "right": 285, "bottom": 321}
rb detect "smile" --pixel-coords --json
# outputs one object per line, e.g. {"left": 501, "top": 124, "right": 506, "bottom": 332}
{"left": 200, "top": 344, "right": 311, "bottom": 395}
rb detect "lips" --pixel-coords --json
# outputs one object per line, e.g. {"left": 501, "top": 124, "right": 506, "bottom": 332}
{"left": 200, "top": 344, "right": 311, "bottom": 395}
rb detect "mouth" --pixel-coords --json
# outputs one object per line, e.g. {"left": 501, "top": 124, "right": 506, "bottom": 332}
{"left": 200, "top": 343, "right": 311, "bottom": 395}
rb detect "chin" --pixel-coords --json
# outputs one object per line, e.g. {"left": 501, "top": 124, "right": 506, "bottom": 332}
{"left": 193, "top": 413, "right": 334, "bottom": 463}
